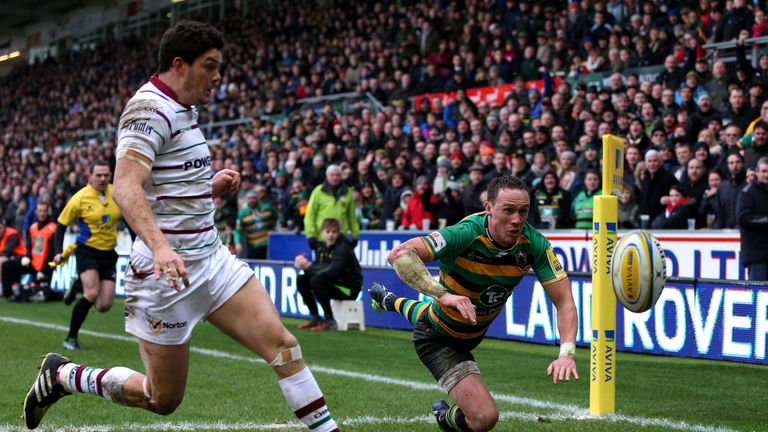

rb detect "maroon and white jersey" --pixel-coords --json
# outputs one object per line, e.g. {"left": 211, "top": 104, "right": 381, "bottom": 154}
{"left": 116, "top": 75, "right": 218, "bottom": 260}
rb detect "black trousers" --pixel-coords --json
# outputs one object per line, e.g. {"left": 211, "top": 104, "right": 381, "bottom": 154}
{"left": 296, "top": 271, "right": 360, "bottom": 319}
{"left": 1, "top": 259, "right": 53, "bottom": 299}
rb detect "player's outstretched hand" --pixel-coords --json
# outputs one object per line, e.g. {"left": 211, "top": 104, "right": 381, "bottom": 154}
{"left": 438, "top": 293, "right": 477, "bottom": 324}
{"left": 212, "top": 169, "right": 241, "bottom": 197}
{"left": 153, "top": 244, "right": 190, "bottom": 292}
{"left": 547, "top": 356, "right": 579, "bottom": 384}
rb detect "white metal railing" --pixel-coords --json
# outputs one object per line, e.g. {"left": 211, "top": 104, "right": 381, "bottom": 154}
{"left": 703, "top": 36, "right": 768, "bottom": 67}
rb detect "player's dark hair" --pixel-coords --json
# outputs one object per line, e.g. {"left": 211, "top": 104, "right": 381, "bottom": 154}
{"left": 486, "top": 175, "right": 528, "bottom": 203}
{"left": 88, "top": 159, "right": 110, "bottom": 174}
{"left": 321, "top": 218, "right": 341, "bottom": 230}
{"left": 157, "top": 20, "right": 224, "bottom": 73}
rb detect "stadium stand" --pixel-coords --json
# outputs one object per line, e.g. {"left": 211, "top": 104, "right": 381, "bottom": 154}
{"left": 1, "top": 0, "right": 767, "bottom": 258}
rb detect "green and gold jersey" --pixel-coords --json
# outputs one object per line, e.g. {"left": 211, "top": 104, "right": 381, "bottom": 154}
{"left": 421, "top": 212, "right": 567, "bottom": 339}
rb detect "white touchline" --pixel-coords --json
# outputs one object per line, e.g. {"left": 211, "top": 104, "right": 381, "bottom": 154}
{"left": 0, "top": 316, "right": 737, "bottom": 432}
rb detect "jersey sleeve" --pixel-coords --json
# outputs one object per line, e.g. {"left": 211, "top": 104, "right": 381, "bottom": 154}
{"left": 57, "top": 192, "right": 81, "bottom": 227}
{"left": 421, "top": 219, "right": 477, "bottom": 261}
{"left": 116, "top": 98, "right": 172, "bottom": 164}
{"left": 529, "top": 227, "right": 567, "bottom": 285}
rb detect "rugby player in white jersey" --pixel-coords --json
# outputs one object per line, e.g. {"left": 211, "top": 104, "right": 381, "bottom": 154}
{"left": 22, "top": 20, "right": 340, "bottom": 432}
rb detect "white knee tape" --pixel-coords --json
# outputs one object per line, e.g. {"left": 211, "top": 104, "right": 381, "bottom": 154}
{"left": 269, "top": 345, "right": 303, "bottom": 367}
{"left": 438, "top": 360, "right": 481, "bottom": 393}
{"left": 142, "top": 378, "right": 154, "bottom": 402}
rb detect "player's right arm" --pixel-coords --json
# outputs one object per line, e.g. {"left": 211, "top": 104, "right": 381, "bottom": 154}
{"left": 113, "top": 102, "right": 188, "bottom": 290}
{"left": 387, "top": 237, "right": 477, "bottom": 323}
{"left": 113, "top": 150, "right": 189, "bottom": 290}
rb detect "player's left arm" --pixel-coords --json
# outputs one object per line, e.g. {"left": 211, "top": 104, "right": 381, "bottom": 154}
{"left": 388, "top": 235, "right": 477, "bottom": 323}
{"left": 212, "top": 169, "right": 241, "bottom": 198}
{"left": 543, "top": 276, "right": 579, "bottom": 384}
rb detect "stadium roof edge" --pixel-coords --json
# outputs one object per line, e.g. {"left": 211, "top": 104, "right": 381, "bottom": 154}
{"left": 0, "top": 0, "right": 113, "bottom": 41}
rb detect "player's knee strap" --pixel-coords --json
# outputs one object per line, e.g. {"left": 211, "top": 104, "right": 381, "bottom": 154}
{"left": 142, "top": 378, "right": 155, "bottom": 402}
{"left": 438, "top": 360, "right": 480, "bottom": 393}
{"left": 269, "top": 345, "right": 303, "bottom": 367}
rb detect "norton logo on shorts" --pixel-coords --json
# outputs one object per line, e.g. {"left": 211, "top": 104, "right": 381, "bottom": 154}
{"left": 147, "top": 318, "right": 188, "bottom": 333}
{"left": 479, "top": 285, "right": 507, "bottom": 307}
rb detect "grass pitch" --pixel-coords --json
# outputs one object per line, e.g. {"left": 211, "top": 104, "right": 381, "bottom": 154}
{"left": 0, "top": 299, "right": 763, "bottom": 432}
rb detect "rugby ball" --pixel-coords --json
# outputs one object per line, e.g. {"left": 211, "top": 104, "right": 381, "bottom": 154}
{"left": 611, "top": 230, "right": 666, "bottom": 313}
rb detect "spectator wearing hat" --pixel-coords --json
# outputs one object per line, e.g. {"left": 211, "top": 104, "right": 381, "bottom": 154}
{"left": 530, "top": 170, "right": 573, "bottom": 229}
{"left": 566, "top": 2, "right": 592, "bottom": 49}
{"left": 449, "top": 150, "right": 467, "bottom": 179}
{"left": 401, "top": 176, "right": 438, "bottom": 230}
{"left": 626, "top": 119, "right": 651, "bottom": 151}
{"left": 432, "top": 156, "right": 452, "bottom": 195}
{"left": 396, "top": 189, "right": 414, "bottom": 226}
{"left": 688, "top": 92, "right": 719, "bottom": 139}
{"left": 576, "top": 142, "right": 600, "bottom": 178}
{"left": 462, "top": 164, "right": 487, "bottom": 215}
{"left": 484, "top": 115, "right": 501, "bottom": 143}
{"left": 478, "top": 145, "right": 496, "bottom": 173}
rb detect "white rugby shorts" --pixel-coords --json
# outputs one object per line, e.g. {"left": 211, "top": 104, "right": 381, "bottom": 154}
{"left": 124, "top": 244, "right": 253, "bottom": 345}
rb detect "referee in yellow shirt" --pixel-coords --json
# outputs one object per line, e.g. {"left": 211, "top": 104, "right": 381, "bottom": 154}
{"left": 55, "top": 160, "right": 122, "bottom": 350}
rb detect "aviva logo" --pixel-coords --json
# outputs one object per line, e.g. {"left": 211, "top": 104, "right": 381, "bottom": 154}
{"left": 592, "top": 329, "right": 615, "bottom": 342}
{"left": 593, "top": 222, "right": 617, "bottom": 234}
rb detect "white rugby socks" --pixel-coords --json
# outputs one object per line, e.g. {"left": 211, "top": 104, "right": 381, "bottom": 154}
{"left": 278, "top": 367, "right": 339, "bottom": 432}
{"left": 57, "top": 363, "right": 137, "bottom": 404}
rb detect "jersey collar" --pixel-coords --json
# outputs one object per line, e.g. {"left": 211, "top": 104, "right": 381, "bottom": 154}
{"left": 149, "top": 74, "right": 192, "bottom": 109}
{"left": 483, "top": 215, "right": 518, "bottom": 251}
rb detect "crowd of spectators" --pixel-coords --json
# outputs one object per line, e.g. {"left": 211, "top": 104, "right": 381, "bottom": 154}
{"left": 3, "top": 0, "right": 768, "bottom": 258}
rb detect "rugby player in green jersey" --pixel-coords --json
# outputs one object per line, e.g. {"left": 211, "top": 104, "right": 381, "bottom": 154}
{"left": 371, "top": 175, "right": 578, "bottom": 432}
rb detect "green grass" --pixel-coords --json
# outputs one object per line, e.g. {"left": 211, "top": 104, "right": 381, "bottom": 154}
{"left": 0, "top": 300, "right": 764, "bottom": 432}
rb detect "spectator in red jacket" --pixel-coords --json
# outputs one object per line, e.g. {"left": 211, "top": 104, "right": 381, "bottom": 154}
{"left": 401, "top": 176, "right": 438, "bottom": 230}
